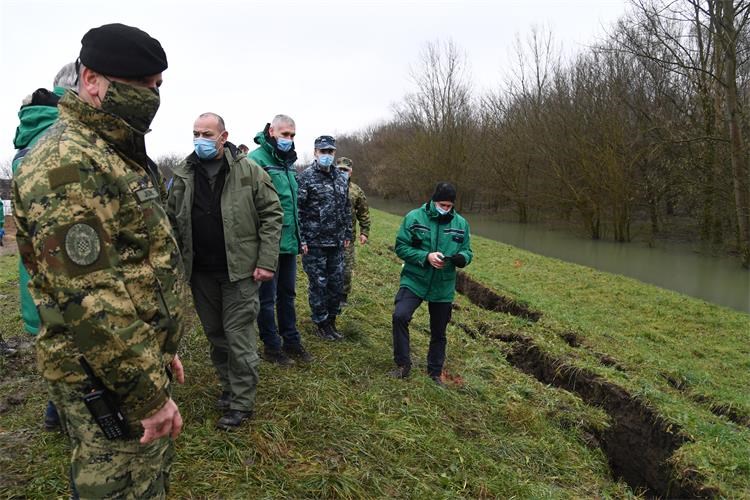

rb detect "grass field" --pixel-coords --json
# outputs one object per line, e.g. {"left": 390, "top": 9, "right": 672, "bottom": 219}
{"left": 1, "top": 208, "right": 748, "bottom": 498}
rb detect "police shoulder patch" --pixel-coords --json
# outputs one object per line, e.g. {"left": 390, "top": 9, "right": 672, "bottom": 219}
{"left": 64, "top": 223, "right": 101, "bottom": 266}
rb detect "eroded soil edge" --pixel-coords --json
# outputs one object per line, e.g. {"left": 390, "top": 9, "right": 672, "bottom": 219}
{"left": 455, "top": 276, "right": 717, "bottom": 498}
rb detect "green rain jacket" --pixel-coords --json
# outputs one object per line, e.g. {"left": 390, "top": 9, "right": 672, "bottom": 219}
{"left": 11, "top": 87, "right": 66, "bottom": 334}
{"left": 249, "top": 130, "right": 301, "bottom": 255}
{"left": 167, "top": 144, "right": 283, "bottom": 282}
{"left": 395, "top": 201, "right": 473, "bottom": 302}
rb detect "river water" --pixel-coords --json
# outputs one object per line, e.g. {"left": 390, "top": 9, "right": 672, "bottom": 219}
{"left": 369, "top": 197, "right": 750, "bottom": 313}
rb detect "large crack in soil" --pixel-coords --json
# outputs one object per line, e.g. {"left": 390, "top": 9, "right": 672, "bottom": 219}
{"left": 505, "top": 341, "right": 715, "bottom": 498}
{"left": 455, "top": 272, "right": 541, "bottom": 321}
{"left": 454, "top": 276, "right": 717, "bottom": 498}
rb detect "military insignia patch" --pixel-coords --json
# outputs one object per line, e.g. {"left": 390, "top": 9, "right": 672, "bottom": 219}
{"left": 64, "top": 223, "right": 101, "bottom": 266}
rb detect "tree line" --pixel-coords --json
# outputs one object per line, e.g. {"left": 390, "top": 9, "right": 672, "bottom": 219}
{"left": 332, "top": 0, "right": 750, "bottom": 268}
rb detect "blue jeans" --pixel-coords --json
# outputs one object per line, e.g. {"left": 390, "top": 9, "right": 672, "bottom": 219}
{"left": 258, "top": 253, "right": 302, "bottom": 350}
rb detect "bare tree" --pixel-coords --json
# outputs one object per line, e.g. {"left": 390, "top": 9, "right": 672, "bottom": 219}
{"left": 614, "top": 0, "right": 750, "bottom": 265}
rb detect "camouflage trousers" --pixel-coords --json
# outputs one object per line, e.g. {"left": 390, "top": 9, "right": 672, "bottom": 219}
{"left": 342, "top": 243, "right": 356, "bottom": 297}
{"left": 301, "top": 246, "right": 344, "bottom": 324}
{"left": 47, "top": 380, "right": 174, "bottom": 499}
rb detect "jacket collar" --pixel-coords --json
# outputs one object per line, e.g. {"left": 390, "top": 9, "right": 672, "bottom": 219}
{"left": 256, "top": 125, "right": 297, "bottom": 167}
{"left": 424, "top": 200, "right": 454, "bottom": 223}
{"left": 57, "top": 90, "right": 148, "bottom": 167}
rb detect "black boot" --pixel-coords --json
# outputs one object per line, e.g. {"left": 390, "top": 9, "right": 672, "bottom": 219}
{"left": 217, "top": 409, "right": 253, "bottom": 430}
{"left": 314, "top": 321, "right": 336, "bottom": 341}
{"left": 216, "top": 390, "right": 231, "bottom": 411}
{"left": 389, "top": 365, "right": 411, "bottom": 379}
{"left": 283, "top": 344, "right": 313, "bottom": 363}
{"left": 327, "top": 316, "right": 343, "bottom": 341}
{"left": 263, "top": 348, "right": 295, "bottom": 366}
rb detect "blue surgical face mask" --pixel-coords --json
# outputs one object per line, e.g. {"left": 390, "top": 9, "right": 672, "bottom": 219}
{"left": 276, "top": 137, "right": 293, "bottom": 152}
{"left": 318, "top": 154, "right": 335, "bottom": 168}
{"left": 435, "top": 204, "right": 451, "bottom": 215}
{"left": 339, "top": 170, "right": 350, "bottom": 181}
{"left": 194, "top": 137, "right": 218, "bottom": 160}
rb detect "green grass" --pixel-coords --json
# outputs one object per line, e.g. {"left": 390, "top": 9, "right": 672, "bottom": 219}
{"left": 1, "top": 208, "right": 747, "bottom": 497}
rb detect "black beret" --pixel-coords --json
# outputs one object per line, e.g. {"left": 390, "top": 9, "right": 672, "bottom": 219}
{"left": 432, "top": 182, "right": 457, "bottom": 203}
{"left": 80, "top": 23, "right": 167, "bottom": 78}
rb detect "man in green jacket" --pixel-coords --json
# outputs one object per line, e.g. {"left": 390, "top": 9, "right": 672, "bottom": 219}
{"left": 250, "top": 115, "right": 311, "bottom": 366}
{"left": 167, "top": 112, "right": 283, "bottom": 430}
{"left": 390, "top": 183, "right": 473, "bottom": 386}
{"left": 11, "top": 61, "right": 77, "bottom": 430}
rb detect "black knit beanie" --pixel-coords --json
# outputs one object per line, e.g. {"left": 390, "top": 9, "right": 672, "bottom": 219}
{"left": 431, "top": 182, "right": 456, "bottom": 203}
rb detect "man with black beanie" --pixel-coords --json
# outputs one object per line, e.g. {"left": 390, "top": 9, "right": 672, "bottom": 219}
{"left": 12, "top": 23, "right": 188, "bottom": 498}
{"left": 389, "top": 182, "right": 473, "bottom": 386}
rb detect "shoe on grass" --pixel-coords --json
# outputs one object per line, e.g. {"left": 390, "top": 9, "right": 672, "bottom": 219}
{"left": 314, "top": 321, "right": 337, "bottom": 341}
{"left": 263, "top": 348, "right": 295, "bottom": 367}
{"left": 389, "top": 365, "right": 411, "bottom": 379}
{"left": 217, "top": 409, "right": 253, "bottom": 430}
{"left": 283, "top": 344, "right": 313, "bottom": 363}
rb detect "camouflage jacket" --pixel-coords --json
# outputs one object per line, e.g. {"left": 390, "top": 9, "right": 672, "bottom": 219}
{"left": 297, "top": 161, "right": 353, "bottom": 247}
{"left": 348, "top": 181, "right": 370, "bottom": 238}
{"left": 12, "top": 91, "right": 189, "bottom": 426}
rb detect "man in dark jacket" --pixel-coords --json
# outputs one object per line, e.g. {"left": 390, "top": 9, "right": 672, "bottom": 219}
{"left": 297, "top": 136, "right": 352, "bottom": 340}
{"left": 250, "top": 115, "right": 311, "bottom": 365}
{"left": 167, "top": 112, "right": 283, "bottom": 430}
{"left": 390, "top": 183, "right": 473, "bottom": 385}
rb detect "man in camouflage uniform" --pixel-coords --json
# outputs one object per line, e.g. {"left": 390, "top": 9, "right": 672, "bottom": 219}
{"left": 12, "top": 24, "right": 188, "bottom": 498}
{"left": 335, "top": 157, "right": 371, "bottom": 306}
{"left": 298, "top": 136, "right": 352, "bottom": 340}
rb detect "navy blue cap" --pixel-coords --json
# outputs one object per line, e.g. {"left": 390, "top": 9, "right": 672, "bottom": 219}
{"left": 314, "top": 135, "right": 336, "bottom": 150}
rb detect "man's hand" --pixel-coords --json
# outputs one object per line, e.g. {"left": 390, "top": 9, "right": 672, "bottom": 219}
{"left": 140, "top": 398, "right": 182, "bottom": 444}
{"left": 302, "top": 244, "right": 309, "bottom": 255}
{"left": 344, "top": 239, "right": 351, "bottom": 248}
{"left": 359, "top": 234, "right": 368, "bottom": 245}
{"left": 170, "top": 354, "right": 185, "bottom": 384}
{"left": 253, "top": 268, "right": 274, "bottom": 282}
{"left": 428, "top": 252, "right": 445, "bottom": 269}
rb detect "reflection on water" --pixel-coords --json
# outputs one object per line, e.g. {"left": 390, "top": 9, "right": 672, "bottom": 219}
{"left": 370, "top": 197, "right": 750, "bottom": 313}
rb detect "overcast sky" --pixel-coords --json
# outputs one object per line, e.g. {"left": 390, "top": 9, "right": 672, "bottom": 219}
{"left": 1, "top": 0, "right": 629, "bottom": 165}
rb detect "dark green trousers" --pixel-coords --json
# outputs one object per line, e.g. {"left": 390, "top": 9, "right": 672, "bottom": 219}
{"left": 192, "top": 271, "right": 260, "bottom": 412}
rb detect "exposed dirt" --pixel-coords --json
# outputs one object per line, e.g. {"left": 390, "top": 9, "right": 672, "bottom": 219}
{"left": 559, "top": 331, "right": 582, "bottom": 348}
{"left": 692, "top": 394, "right": 750, "bottom": 429}
{"left": 455, "top": 272, "right": 541, "bottom": 321}
{"left": 505, "top": 341, "right": 716, "bottom": 498}
{"left": 452, "top": 274, "right": 718, "bottom": 498}
{"left": 661, "top": 371, "right": 750, "bottom": 429}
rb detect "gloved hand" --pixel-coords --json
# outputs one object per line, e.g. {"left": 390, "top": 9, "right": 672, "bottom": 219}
{"left": 448, "top": 254, "right": 466, "bottom": 268}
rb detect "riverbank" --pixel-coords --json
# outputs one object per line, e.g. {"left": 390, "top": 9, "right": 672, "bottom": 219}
{"left": 1, "top": 208, "right": 748, "bottom": 497}
{"left": 370, "top": 197, "right": 750, "bottom": 312}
